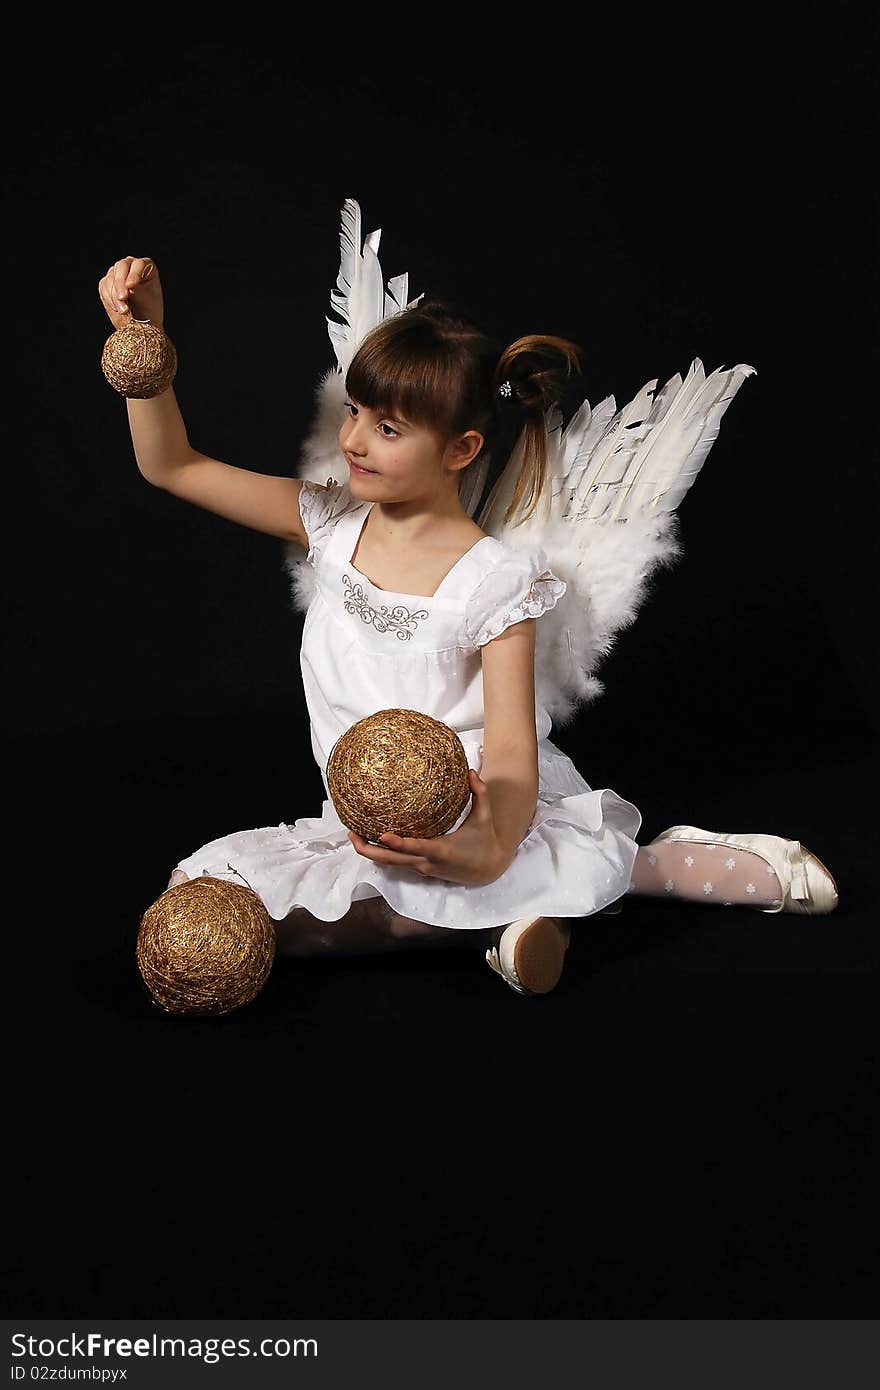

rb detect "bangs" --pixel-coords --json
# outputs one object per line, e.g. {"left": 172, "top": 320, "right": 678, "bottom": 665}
{"left": 345, "top": 317, "right": 462, "bottom": 439}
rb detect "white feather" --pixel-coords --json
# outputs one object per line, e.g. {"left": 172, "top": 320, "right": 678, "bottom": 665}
{"left": 325, "top": 197, "right": 422, "bottom": 377}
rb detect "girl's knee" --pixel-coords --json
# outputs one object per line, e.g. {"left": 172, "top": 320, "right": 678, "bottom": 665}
{"left": 387, "top": 911, "right": 435, "bottom": 939}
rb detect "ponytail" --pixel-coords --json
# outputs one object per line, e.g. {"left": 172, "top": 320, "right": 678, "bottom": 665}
{"left": 488, "top": 335, "right": 584, "bottom": 527}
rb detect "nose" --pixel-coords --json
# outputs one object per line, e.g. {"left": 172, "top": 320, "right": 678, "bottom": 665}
{"left": 340, "top": 418, "right": 368, "bottom": 458}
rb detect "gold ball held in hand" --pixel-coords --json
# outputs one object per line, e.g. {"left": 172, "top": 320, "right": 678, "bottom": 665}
{"left": 327, "top": 708, "right": 472, "bottom": 842}
{"left": 101, "top": 318, "right": 177, "bottom": 399}
{"left": 136, "top": 878, "right": 275, "bottom": 1018}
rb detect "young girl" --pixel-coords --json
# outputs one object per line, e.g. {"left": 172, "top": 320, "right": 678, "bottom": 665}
{"left": 99, "top": 255, "right": 839, "bottom": 998}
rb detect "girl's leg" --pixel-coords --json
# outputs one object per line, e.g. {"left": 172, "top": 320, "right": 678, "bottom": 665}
{"left": 624, "top": 842, "right": 784, "bottom": 909}
{"left": 165, "top": 869, "right": 494, "bottom": 956}
{"left": 273, "top": 899, "right": 493, "bottom": 957}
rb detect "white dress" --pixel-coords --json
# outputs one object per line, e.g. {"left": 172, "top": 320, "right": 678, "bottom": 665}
{"left": 173, "top": 480, "right": 643, "bottom": 929}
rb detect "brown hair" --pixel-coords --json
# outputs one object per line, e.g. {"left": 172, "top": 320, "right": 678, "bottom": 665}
{"left": 344, "top": 294, "right": 583, "bottom": 527}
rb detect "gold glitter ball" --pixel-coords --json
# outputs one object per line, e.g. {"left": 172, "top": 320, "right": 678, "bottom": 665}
{"left": 327, "top": 707, "right": 471, "bottom": 843}
{"left": 101, "top": 319, "right": 178, "bottom": 399}
{"left": 136, "top": 877, "right": 275, "bottom": 1018}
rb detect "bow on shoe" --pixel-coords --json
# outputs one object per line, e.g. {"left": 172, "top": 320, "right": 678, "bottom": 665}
{"left": 485, "top": 945, "right": 528, "bottom": 995}
{"left": 786, "top": 841, "right": 811, "bottom": 902}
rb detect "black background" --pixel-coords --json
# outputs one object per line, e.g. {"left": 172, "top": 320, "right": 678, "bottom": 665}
{"left": 6, "top": 9, "right": 878, "bottom": 1320}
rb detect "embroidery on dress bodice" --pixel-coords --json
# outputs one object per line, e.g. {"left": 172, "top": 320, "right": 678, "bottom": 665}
{"left": 342, "top": 572, "right": 430, "bottom": 640}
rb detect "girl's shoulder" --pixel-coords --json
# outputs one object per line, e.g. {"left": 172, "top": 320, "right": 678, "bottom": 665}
{"left": 298, "top": 478, "right": 360, "bottom": 565}
{"left": 463, "top": 535, "right": 567, "bottom": 649}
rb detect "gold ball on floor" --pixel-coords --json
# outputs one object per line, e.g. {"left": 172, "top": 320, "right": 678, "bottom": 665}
{"left": 101, "top": 319, "right": 177, "bottom": 398}
{"left": 327, "top": 707, "right": 471, "bottom": 843}
{"left": 136, "top": 878, "right": 275, "bottom": 1017}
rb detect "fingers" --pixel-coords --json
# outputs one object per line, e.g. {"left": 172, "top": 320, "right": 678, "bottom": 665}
{"left": 98, "top": 256, "right": 157, "bottom": 325}
{"left": 348, "top": 829, "right": 435, "bottom": 874}
{"left": 98, "top": 257, "right": 133, "bottom": 323}
{"left": 113, "top": 256, "right": 134, "bottom": 312}
{"left": 468, "top": 769, "right": 492, "bottom": 816}
{"left": 121, "top": 256, "right": 155, "bottom": 306}
{"left": 377, "top": 832, "right": 429, "bottom": 852}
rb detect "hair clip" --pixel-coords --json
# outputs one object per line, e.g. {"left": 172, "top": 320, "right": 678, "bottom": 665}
{"left": 498, "top": 380, "right": 512, "bottom": 397}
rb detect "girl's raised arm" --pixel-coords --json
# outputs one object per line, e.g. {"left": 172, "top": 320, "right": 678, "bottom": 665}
{"left": 99, "top": 256, "right": 309, "bottom": 548}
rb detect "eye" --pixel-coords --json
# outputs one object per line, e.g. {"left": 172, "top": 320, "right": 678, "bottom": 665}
{"left": 344, "top": 401, "right": 399, "bottom": 439}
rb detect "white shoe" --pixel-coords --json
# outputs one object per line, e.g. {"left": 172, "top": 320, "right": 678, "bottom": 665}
{"left": 649, "top": 825, "right": 840, "bottom": 915}
{"left": 485, "top": 916, "right": 572, "bottom": 995}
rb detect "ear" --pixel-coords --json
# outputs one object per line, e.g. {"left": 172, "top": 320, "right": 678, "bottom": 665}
{"left": 451, "top": 428, "right": 485, "bottom": 470}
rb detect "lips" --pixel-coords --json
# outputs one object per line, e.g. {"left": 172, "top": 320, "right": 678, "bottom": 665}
{"left": 348, "top": 457, "right": 376, "bottom": 474}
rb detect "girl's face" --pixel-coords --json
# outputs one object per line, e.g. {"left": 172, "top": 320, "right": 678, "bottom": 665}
{"left": 339, "top": 397, "right": 482, "bottom": 498}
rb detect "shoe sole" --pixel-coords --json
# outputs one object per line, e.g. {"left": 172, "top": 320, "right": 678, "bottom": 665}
{"left": 511, "top": 917, "right": 570, "bottom": 994}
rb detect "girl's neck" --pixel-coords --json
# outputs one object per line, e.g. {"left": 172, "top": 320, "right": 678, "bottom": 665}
{"left": 367, "top": 491, "right": 477, "bottom": 546}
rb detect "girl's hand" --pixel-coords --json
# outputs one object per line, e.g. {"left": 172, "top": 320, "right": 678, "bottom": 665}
{"left": 98, "top": 256, "right": 165, "bottom": 331}
{"left": 348, "top": 769, "right": 512, "bottom": 888}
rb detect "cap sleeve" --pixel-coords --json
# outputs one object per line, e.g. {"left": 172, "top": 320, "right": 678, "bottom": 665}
{"left": 298, "top": 479, "right": 354, "bottom": 567}
{"left": 465, "top": 549, "right": 567, "bottom": 649}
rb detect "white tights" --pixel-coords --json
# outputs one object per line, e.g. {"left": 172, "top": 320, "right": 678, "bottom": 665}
{"left": 165, "top": 834, "right": 784, "bottom": 956}
{"left": 625, "top": 841, "right": 784, "bottom": 909}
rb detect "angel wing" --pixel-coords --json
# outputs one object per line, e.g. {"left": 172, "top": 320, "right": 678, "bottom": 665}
{"left": 283, "top": 197, "right": 756, "bottom": 728}
{"left": 469, "top": 358, "right": 756, "bottom": 725}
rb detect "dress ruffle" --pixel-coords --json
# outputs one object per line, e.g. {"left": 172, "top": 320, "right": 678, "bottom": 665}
{"left": 298, "top": 479, "right": 352, "bottom": 567}
{"left": 465, "top": 554, "right": 567, "bottom": 648}
{"left": 173, "top": 738, "right": 642, "bottom": 932}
